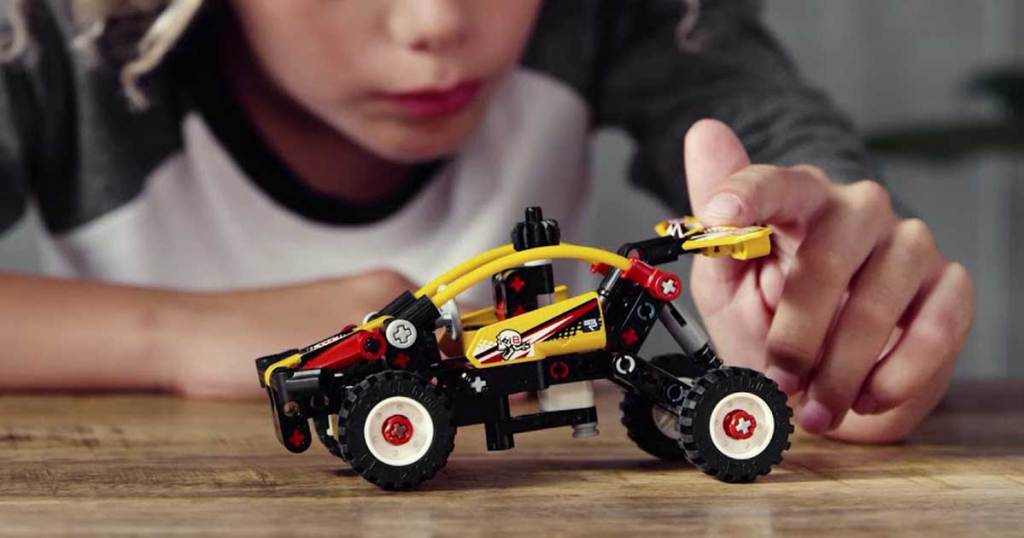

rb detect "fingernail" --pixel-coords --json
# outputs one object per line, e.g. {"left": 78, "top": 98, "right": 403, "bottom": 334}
{"left": 853, "top": 393, "right": 878, "bottom": 415}
{"left": 765, "top": 366, "right": 800, "bottom": 395}
{"left": 799, "top": 400, "right": 834, "bottom": 434}
{"left": 704, "top": 193, "right": 743, "bottom": 223}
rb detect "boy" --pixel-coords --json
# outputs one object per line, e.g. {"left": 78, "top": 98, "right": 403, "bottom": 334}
{"left": 0, "top": 0, "right": 973, "bottom": 443}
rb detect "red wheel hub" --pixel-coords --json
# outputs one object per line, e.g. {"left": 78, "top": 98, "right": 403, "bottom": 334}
{"left": 723, "top": 409, "right": 757, "bottom": 440}
{"left": 381, "top": 415, "right": 414, "bottom": 446}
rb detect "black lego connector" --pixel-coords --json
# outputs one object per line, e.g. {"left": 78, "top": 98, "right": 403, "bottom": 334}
{"left": 616, "top": 236, "right": 684, "bottom": 266}
{"left": 394, "top": 295, "right": 442, "bottom": 329}
{"left": 511, "top": 206, "right": 561, "bottom": 251}
{"left": 376, "top": 290, "right": 417, "bottom": 318}
{"left": 255, "top": 349, "right": 299, "bottom": 387}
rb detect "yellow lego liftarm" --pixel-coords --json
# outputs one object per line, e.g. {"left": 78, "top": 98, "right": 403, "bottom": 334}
{"left": 655, "top": 217, "right": 773, "bottom": 260}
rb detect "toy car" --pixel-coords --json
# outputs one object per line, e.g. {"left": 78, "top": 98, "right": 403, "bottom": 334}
{"left": 255, "top": 207, "right": 793, "bottom": 490}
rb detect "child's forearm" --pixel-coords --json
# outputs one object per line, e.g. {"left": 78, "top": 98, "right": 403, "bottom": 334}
{"left": 0, "top": 269, "right": 422, "bottom": 398}
{"left": 0, "top": 273, "right": 200, "bottom": 393}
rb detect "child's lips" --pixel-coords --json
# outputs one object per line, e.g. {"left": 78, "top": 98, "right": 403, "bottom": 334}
{"left": 378, "top": 80, "right": 483, "bottom": 120}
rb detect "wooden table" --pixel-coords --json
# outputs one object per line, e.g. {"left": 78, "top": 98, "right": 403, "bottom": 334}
{"left": 1, "top": 382, "right": 1022, "bottom": 537}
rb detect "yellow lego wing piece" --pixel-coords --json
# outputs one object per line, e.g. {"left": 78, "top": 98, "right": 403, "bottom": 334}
{"left": 654, "top": 216, "right": 705, "bottom": 239}
{"left": 683, "top": 226, "right": 772, "bottom": 259}
{"left": 655, "top": 217, "right": 773, "bottom": 260}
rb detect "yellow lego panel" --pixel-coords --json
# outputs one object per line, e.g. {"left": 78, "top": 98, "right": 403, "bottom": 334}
{"left": 682, "top": 226, "right": 772, "bottom": 259}
{"left": 655, "top": 217, "right": 773, "bottom": 260}
{"left": 460, "top": 305, "right": 500, "bottom": 329}
{"left": 463, "top": 291, "right": 606, "bottom": 368}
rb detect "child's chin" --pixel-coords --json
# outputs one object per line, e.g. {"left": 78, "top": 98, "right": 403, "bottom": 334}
{"left": 363, "top": 128, "right": 475, "bottom": 163}
{"left": 371, "top": 103, "right": 488, "bottom": 161}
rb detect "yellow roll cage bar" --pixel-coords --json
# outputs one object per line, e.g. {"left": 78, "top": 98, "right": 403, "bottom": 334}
{"left": 263, "top": 244, "right": 633, "bottom": 386}
{"left": 416, "top": 243, "right": 632, "bottom": 307}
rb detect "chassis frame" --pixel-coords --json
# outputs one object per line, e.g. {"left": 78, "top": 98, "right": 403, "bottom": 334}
{"left": 255, "top": 207, "right": 792, "bottom": 489}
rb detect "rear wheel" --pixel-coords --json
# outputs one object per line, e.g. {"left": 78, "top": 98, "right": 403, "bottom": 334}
{"left": 620, "top": 354, "right": 707, "bottom": 461}
{"left": 339, "top": 371, "right": 456, "bottom": 490}
{"left": 679, "top": 367, "right": 793, "bottom": 482}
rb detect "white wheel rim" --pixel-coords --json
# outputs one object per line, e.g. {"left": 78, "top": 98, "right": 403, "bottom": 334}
{"left": 652, "top": 406, "right": 682, "bottom": 440}
{"left": 708, "top": 392, "right": 774, "bottom": 460}
{"left": 364, "top": 396, "right": 435, "bottom": 467}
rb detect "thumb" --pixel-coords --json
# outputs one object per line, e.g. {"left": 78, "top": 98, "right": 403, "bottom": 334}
{"left": 684, "top": 119, "right": 751, "bottom": 224}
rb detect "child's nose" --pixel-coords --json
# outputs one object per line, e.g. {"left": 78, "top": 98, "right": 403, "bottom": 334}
{"left": 388, "top": 0, "right": 467, "bottom": 53}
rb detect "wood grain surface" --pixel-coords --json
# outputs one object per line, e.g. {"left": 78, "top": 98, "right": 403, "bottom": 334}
{"left": 1, "top": 381, "right": 1022, "bottom": 537}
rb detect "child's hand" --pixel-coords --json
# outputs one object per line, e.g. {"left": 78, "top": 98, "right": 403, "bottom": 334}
{"left": 682, "top": 119, "right": 974, "bottom": 443}
{"left": 166, "top": 270, "right": 418, "bottom": 399}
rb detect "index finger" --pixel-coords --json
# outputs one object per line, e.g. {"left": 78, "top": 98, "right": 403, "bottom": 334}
{"left": 698, "top": 165, "right": 832, "bottom": 227}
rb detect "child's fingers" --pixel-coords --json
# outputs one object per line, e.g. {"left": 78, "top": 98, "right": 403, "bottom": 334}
{"left": 763, "top": 181, "right": 895, "bottom": 394}
{"left": 853, "top": 262, "right": 974, "bottom": 416}
{"left": 683, "top": 118, "right": 752, "bottom": 215}
{"left": 688, "top": 163, "right": 833, "bottom": 319}
{"left": 683, "top": 119, "right": 755, "bottom": 309}
{"left": 821, "top": 357, "right": 956, "bottom": 444}
{"left": 799, "top": 219, "right": 942, "bottom": 433}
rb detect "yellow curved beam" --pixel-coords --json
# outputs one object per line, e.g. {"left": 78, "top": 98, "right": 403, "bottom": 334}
{"left": 430, "top": 244, "right": 632, "bottom": 307}
{"left": 415, "top": 244, "right": 517, "bottom": 299}
{"left": 265, "top": 244, "right": 631, "bottom": 386}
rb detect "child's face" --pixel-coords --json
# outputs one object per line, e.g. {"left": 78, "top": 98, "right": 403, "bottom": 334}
{"left": 228, "top": 0, "right": 542, "bottom": 163}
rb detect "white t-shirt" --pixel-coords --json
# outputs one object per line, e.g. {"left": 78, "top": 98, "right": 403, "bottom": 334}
{"left": 39, "top": 69, "right": 595, "bottom": 304}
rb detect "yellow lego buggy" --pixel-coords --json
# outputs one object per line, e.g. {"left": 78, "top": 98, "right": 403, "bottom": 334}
{"left": 256, "top": 207, "right": 792, "bottom": 490}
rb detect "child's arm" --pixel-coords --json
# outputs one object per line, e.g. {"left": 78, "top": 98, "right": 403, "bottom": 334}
{"left": 592, "top": 1, "right": 973, "bottom": 442}
{"left": 595, "top": 0, "right": 876, "bottom": 197}
{"left": 0, "top": 270, "right": 417, "bottom": 398}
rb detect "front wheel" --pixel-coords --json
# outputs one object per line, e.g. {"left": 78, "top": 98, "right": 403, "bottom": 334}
{"left": 339, "top": 371, "right": 456, "bottom": 490}
{"left": 679, "top": 367, "right": 793, "bottom": 482}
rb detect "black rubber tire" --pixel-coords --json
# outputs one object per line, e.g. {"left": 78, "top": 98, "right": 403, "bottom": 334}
{"left": 313, "top": 413, "right": 344, "bottom": 460}
{"left": 620, "top": 354, "right": 708, "bottom": 461}
{"left": 339, "top": 370, "right": 456, "bottom": 490}
{"left": 679, "top": 367, "right": 793, "bottom": 483}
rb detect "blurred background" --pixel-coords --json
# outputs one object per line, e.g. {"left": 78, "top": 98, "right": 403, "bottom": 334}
{"left": 1, "top": 0, "right": 1020, "bottom": 379}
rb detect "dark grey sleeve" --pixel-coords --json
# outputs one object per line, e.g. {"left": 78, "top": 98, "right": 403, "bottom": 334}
{"left": 1, "top": 0, "right": 95, "bottom": 237}
{"left": 0, "top": 44, "right": 32, "bottom": 236}
{"left": 0, "top": 115, "right": 28, "bottom": 235}
{"left": 595, "top": 0, "right": 876, "bottom": 214}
